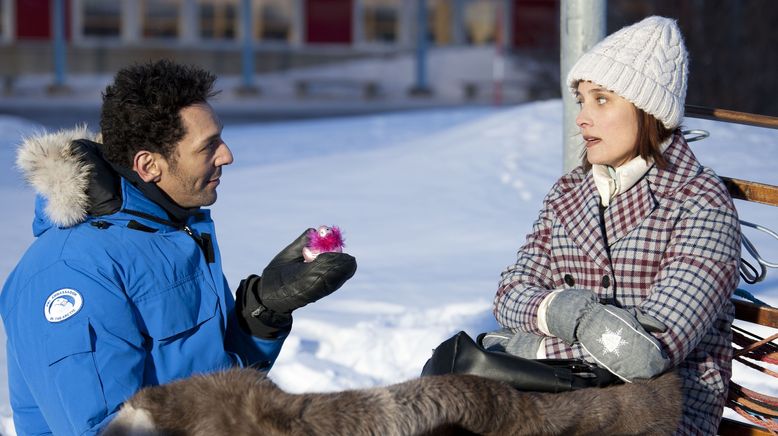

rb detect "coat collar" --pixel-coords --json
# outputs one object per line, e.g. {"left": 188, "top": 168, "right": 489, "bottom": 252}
{"left": 551, "top": 172, "right": 612, "bottom": 270}
{"left": 550, "top": 131, "right": 702, "bottom": 269}
{"left": 643, "top": 131, "right": 703, "bottom": 199}
{"left": 111, "top": 162, "right": 199, "bottom": 225}
{"left": 17, "top": 126, "right": 200, "bottom": 232}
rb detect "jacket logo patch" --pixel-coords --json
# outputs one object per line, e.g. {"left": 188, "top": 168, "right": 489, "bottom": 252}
{"left": 44, "top": 288, "right": 83, "bottom": 323}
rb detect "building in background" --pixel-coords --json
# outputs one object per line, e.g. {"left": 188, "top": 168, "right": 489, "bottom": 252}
{"left": 0, "top": 0, "right": 558, "bottom": 77}
{"left": 2, "top": 0, "right": 773, "bottom": 116}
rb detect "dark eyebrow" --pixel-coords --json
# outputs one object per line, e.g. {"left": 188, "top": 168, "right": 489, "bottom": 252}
{"left": 205, "top": 133, "right": 220, "bottom": 145}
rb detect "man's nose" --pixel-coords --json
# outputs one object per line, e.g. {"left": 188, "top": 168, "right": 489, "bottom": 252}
{"left": 216, "top": 142, "right": 234, "bottom": 166}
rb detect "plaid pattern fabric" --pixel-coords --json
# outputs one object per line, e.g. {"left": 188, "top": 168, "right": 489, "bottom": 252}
{"left": 494, "top": 132, "right": 740, "bottom": 435}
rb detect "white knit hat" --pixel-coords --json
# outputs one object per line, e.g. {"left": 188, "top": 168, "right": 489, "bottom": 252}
{"left": 566, "top": 16, "right": 688, "bottom": 129}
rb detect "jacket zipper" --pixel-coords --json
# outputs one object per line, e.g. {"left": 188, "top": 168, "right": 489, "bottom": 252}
{"left": 123, "top": 209, "right": 215, "bottom": 263}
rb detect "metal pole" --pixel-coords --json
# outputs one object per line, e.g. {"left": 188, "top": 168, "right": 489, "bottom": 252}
{"left": 409, "top": 0, "right": 431, "bottom": 96}
{"left": 52, "top": 0, "right": 67, "bottom": 89}
{"left": 240, "top": 0, "right": 256, "bottom": 93}
{"left": 560, "top": 0, "right": 606, "bottom": 173}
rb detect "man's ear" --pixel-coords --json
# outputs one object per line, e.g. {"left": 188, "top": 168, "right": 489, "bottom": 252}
{"left": 132, "top": 150, "right": 164, "bottom": 183}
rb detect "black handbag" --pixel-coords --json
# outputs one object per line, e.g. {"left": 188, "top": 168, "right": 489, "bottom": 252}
{"left": 421, "top": 331, "right": 620, "bottom": 393}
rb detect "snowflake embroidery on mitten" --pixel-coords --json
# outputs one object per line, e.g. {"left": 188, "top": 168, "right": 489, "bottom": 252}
{"left": 598, "top": 327, "right": 629, "bottom": 356}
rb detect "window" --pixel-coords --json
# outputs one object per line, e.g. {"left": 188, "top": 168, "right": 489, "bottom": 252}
{"left": 362, "top": 0, "right": 399, "bottom": 43}
{"left": 198, "top": 0, "right": 237, "bottom": 40}
{"left": 254, "top": 0, "right": 292, "bottom": 42}
{"left": 83, "top": 0, "right": 121, "bottom": 37}
{"left": 142, "top": 0, "right": 180, "bottom": 39}
{"left": 464, "top": 0, "right": 498, "bottom": 45}
{"left": 429, "top": 0, "right": 452, "bottom": 45}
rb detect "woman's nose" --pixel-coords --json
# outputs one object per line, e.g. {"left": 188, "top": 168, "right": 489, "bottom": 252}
{"left": 576, "top": 105, "right": 591, "bottom": 128}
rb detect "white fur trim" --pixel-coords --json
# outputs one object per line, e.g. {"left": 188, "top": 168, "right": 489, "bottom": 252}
{"left": 109, "top": 405, "right": 158, "bottom": 435}
{"left": 15, "top": 125, "right": 99, "bottom": 227}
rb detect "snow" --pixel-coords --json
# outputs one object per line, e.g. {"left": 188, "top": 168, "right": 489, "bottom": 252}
{"left": 1, "top": 100, "right": 777, "bottom": 434}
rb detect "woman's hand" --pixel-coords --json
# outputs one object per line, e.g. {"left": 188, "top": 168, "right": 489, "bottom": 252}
{"left": 545, "top": 289, "right": 671, "bottom": 381}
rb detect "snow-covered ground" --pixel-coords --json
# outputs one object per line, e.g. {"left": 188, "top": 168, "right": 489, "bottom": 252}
{"left": 1, "top": 100, "right": 777, "bottom": 434}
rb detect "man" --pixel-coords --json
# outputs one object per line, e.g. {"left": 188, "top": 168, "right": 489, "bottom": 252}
{"left": 0, "top": 60, "right": 356, "bottom": 435}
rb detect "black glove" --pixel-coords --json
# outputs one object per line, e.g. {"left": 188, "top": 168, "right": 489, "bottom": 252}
{"left": 235, "top": 274, "right": 293, "bottom": 339}
{"left": 260, "top": 229, "right": 357, "bottom": 313}
{"left": 236, "top": 229, "right": 357, "bottom": 339}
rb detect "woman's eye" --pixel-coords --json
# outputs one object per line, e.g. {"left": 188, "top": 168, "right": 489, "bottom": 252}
{"left": 596, "top": 97, "right": 607, "bottom": 105}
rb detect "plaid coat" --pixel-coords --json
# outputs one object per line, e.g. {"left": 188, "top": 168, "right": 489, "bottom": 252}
{"left": 494, "top": 132, "right": 740, "bottom": 435}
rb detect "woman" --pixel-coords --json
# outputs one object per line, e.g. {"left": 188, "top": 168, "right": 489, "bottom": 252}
{"left": 484, "top": 16, "right": 740, "bottom": 434}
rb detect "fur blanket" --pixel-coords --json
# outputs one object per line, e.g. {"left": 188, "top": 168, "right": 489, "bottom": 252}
{"left": 102, "top": 367, "right": 682, "bottom": 435}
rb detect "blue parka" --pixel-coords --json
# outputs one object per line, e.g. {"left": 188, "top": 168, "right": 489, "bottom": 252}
{"left": 0, "top": 129, "right": 287, "bottom": 435}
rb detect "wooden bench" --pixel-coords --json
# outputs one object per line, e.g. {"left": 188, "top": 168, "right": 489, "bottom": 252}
{"left": 684, "top": 105, "right": 778, "bottom": 435}
{"left": 295, "top": 78, "right": 379, "bottom": 99}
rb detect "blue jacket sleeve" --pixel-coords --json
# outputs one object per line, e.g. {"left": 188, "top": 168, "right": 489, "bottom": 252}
{"left": 3, "top": 261, "right": 145, "bottom": 435}
{"left": 7, "top": 344, "right": 55, "bottom": 436}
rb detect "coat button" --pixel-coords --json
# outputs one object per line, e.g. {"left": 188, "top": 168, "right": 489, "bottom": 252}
{"left": 564, "top": 274, "right": 575, "bottom": 287}
{"left": 602, "top": 275, "right": 611, "bottom": 288}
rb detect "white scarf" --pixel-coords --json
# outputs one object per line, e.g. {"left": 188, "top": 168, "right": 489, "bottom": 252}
{"left": 592, "top": 137, "right": 673, "bottom": 207}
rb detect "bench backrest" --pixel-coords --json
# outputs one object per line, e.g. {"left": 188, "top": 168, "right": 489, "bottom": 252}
{"left": 686, "top": 105, "right": 778, "bottom": 435}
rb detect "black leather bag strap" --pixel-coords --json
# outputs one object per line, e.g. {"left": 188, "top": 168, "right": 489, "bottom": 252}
{"left": 421, "top": 331, "right": 620, "bottom": 393}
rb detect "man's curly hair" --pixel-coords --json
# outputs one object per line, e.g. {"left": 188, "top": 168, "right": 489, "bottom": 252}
{"left": 100, "top": 59, "right": 218, "bottom": 168}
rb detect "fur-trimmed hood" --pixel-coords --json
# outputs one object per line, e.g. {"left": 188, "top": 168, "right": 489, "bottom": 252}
{"left": 16, "top": 126, "right": 102, "bottom": 229}
{"left": 17, "top": 125, "right": 200, "bottom": 236}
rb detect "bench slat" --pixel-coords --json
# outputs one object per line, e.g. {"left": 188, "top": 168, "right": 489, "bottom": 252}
{"left": 734, "top": 299, "right": 778, "bottom": 328}
{"left": 722, "top": 177, "right": 778, "bottom": 206}
{"left": 686, "top": 105, "right": 778, "bottom": 130}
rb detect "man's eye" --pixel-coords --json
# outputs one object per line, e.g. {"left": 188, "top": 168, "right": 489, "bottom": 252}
{"left": 596, "top": 97, "right": 607, "bottom": 105}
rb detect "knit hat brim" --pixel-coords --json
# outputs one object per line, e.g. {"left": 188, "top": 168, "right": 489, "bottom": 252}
{"left": 567, "top": 52, "right": 684, "bottom": 129}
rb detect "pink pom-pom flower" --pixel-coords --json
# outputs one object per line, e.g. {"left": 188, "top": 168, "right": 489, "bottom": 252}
{"left": 303, "top": 225, "right": 345, "bottom": 262}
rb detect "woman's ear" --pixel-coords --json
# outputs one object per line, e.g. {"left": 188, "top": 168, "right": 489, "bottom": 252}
{"left": 133, "top": 150, "right": 164, "bottom": 183}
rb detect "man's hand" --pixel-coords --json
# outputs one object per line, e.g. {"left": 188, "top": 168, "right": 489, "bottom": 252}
{"left": 259, "top": 229, "right": 357, "bottom": 314}
{"left": 236, "top": 229, "right": 357, "bottom": 339}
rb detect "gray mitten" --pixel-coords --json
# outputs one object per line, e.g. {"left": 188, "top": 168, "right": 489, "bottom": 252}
{"left": 576, "top": 305, "right": 670, "bottom": 382}
{"left": 629, "top": 308, "right": 668, "bottom": 333}
{"left": 480, "top": 328, "right": 544, "bottom": 358}
{"left": 544, "top": 288, "right": 599, "bottom": 345}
